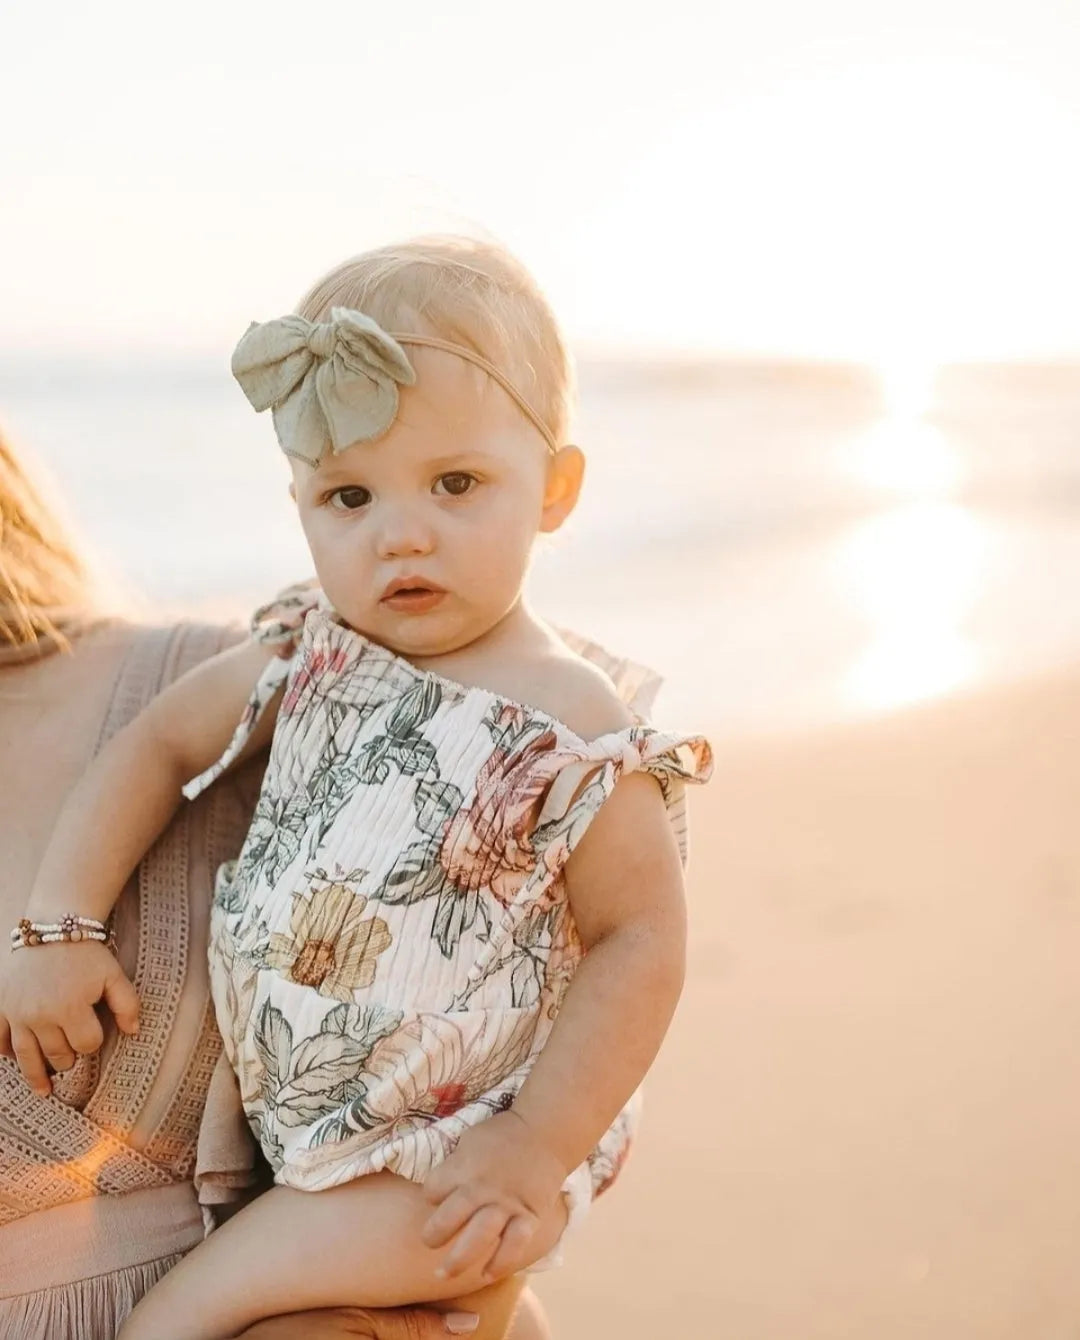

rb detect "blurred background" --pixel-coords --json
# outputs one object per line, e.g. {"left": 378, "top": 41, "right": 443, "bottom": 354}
{"left": 2, "top": 3, "right": 1079, "bottom": 1336}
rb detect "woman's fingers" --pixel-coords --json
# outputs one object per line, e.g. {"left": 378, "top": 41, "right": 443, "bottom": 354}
{"left": 33, "top": 1023, "right": 77, "bottom": 1075}
{"left": 0, "top": 1015, "right": 13, "bottom": 1058}
{"left": 439, "top": 1315, "right": 481, "bottom": 1337}
{"left": 437, "top": 1204, "right": 508, "bottom": 1279}
{"left": 234, "top": 1306, "right": 480, "bottom": 1338}
{"left": 11, "top": 1025, "right": 51, "bottom": 1095}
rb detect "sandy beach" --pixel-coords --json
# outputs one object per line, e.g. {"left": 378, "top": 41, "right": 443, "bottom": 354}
{"left": 537, "top": 665, "right": 1079, "bottom": 1339}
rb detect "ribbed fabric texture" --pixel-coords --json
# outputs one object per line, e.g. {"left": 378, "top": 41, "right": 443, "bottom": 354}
{"left": 187, "top": 589, "right": 713, "bottom": 1220}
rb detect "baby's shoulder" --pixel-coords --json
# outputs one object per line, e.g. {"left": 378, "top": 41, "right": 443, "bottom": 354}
{"left": 512, "top": 645, "right": 634, "bottom": 742}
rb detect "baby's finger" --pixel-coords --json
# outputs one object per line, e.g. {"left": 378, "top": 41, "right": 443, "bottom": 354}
{"left": 481, "top": 1211, "right": 540, "bottom": 1281}
{"left": 103, "top": 966, "right": 140, "bottom": 1036}
{"left": 437, "top": 1204, "right": 508, "bottom": 1280}
{"left": 34, "top": 1023, "right": 77, "bottom": 1075}
{"left": 422, "top": 1187, "right": 484, "bottom": 1249}
{"left": 422, "top": 1158, "right": 457, "bottom": 1205}
{"left": 63, "top": 1008, "right": 105, "bottom": 1056}
{"left": 11, "top": 1026, "right": 51, "bottom": 1096}
{"left": 0, "top": 1016, "right": 13, "bottom": 1059}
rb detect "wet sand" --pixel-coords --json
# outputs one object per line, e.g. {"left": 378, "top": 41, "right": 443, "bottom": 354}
{"left": 537, "top": 666, "right": 1080, "bottom": 1338}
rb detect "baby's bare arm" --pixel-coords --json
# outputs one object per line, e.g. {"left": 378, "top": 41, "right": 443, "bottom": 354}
{"left": 420, "top": 771, "right": 687, "bottom": 1281}
{"left": 26, "top": 637, "right": 279, "bottom": 923}
{"left": 513, "top": 770, "right": 687, "bottom": 1171}
{"left": 0, "top": 639, "right": 280, "bottom": 1093}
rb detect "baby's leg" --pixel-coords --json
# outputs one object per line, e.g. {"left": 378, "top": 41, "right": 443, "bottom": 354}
{"left": 118, "top": 1170, "right": 567, "bottom": 1340}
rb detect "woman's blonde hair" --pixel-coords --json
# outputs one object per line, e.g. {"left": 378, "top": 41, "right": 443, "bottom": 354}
{"left": 297, "top": 235, "right": 575, "bottom": 446}
{"left": 0, "top": 429, "right": 96, "bottom": 654}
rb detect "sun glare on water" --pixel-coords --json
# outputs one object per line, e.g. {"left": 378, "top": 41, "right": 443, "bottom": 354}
{"left": 835, "top": 358, "right": 985, "bottom": 713}
{"left": 841, "top": 357, "right": 965, "bottom": 499}
{"left": 837, "top": 499, "right": 985, "bottom": 711}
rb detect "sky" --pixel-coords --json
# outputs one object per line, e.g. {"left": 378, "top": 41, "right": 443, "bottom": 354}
{"left": 2, "top": 0, "right": 1079, "bottom": 364}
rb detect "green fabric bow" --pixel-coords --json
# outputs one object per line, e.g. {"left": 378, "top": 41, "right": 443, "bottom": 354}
{"left": 231, "top": 307, "right": 417, "bottom": 466}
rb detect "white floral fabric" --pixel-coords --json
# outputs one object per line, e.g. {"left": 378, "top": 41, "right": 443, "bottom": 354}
{"left": 184, "top": 582, "right": 713, "bottom": 1226}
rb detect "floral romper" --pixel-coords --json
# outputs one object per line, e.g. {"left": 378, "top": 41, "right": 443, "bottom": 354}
{"left": 183, "top": 583, "right": 712, "bottom": 1241}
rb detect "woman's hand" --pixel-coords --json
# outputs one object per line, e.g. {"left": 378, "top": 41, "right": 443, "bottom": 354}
{"left": 236, "top": 1306, "right": 480, "bottom": 1339}
{"left": 0, "top": 940, "right": 138, "bottom": 1094}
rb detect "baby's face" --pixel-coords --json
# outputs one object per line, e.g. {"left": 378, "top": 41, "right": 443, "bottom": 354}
{"left": 290, "top": 348, "right": 578, "bottom": 658}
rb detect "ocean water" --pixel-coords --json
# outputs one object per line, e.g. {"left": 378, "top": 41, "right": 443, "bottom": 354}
{"left": 2, "top": 356, "right": 1078, "bottom": 733}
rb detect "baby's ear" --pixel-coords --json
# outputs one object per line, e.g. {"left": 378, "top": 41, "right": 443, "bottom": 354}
{"left": 540, "top": 445, "right": 585, "bottom": 533}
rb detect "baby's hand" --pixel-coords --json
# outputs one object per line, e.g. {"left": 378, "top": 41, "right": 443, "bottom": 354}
{"left": 421, "top": 1110, "right": 566, "bottom": 1283}
{"left": 0, "top": 940, "right": 139, "bottom": 1095}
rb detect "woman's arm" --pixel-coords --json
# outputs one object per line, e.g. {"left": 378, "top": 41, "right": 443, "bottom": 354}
{"left": 0, "top": 638, "right": 281, "bottom": 1092}
{"left": 233, "top": 1280, "right": 550, "bottom": 1339}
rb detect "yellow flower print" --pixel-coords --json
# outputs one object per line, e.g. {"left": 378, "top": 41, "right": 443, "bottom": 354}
{"left": 266, "top": 883, "right": 392, "bottom": 1001}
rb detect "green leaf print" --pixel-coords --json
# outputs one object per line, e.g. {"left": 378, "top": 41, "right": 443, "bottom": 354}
{"left": 482, "top": 705, "right": 554, "bottom": 755}
{"left": 355, "top": 679, "right": 442, "bottom": 786}
{"left": 385, "top": 678, "right": 442, "bottom": 736}
{"left": 432, "top": 881, "right": 481, "bottom": 959}
{"left": 377, "top": 838, "right": 447, "bottom": 905}
{"left": 413, "top": 779, "right": 464, "bottom": 837}
{"left": 531, "top": 774, "right": 609, "bottom": 857}
{"left": 307, "top": 1112, "right": 356, "bottom": 1149}
{"left": 354, "top": 733, "right": 436, "bottom": 786}
{"left": 238, "top": 791, "right": 310, "bottom": 888}
{"left": 248, "top": 1108, "right": 285, "bottom": 1171}
{"left": 212, "top": 860, "right": 245, "bottom": 917}
{"left": 271, "top": 1003, "right": 403, "bottom": 1129}
{"left": 307, "top": 1098, "right": 377, "bottom": 1149}
{"left": 389, "top": 736, "right": 438, "bottom": 777}
{"left": 325, "top": 698, "right": 350, "bottom": 741}
{"left": 309, "top": 864, "right": 369, "bottom": 886}
{"left": 354, "top": 740, "right": 393, "bottom": 786}
{"left": 308, "top": 755, "right": 368, "bottom": 846}
{"left": 253, "top": 1000, "right": 293, "bottom": 1096}
{"left": 510, "top": 954, "right": 542, "bottom": 1008}
{"left": 512, "top": 904, "right": 558, "bottom": 951}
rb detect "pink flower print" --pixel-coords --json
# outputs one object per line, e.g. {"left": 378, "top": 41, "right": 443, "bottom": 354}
{"left": 438, "top": 722, "right": 572, "bottom": 907}
{"left": 359, "top": 1011, "right": 536, "bottom": 1128}
{"left": 281, "top": 646, "right": 351, "bottom": 716}
{"left": 430, "top": 1081, "right": 469, "bottom": 1119}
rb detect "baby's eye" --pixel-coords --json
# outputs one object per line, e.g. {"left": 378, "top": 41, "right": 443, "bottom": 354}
{"left": 328, "top": 486, "right": 371, "bottom": 512}
{"left": 434, "top": 472, "right": 477, "bottom": 498}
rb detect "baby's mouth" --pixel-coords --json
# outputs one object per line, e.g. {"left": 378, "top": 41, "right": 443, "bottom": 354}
{"left": 379, "top": 579, "right": 447, "bottom": 613}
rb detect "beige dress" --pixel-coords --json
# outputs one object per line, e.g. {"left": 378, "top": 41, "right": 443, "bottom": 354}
{"left": 0, "top": 624, "right": 261, "bottom": 1340}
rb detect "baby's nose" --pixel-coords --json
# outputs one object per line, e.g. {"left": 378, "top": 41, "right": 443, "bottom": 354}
{"left": 374, "top": 507, "right": 436, "bottom": 558}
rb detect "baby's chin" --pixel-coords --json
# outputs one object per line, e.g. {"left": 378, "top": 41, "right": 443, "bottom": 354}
{"left": 334, "top": 604, "right": 485, "bottom": 662}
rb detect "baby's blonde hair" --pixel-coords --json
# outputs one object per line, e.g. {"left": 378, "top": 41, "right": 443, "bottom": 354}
{"left": 297, "top": 236, "right": 574, "bottom": 447}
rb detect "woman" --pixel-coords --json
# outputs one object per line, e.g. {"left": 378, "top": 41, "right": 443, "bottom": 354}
{"left": 0, "top": 431, "right": 550, "bottom": 1340}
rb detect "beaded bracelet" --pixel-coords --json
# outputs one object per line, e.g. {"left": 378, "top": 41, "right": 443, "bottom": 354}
{"left": 9, "top": 916, "right": 112, "bottom": 951}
